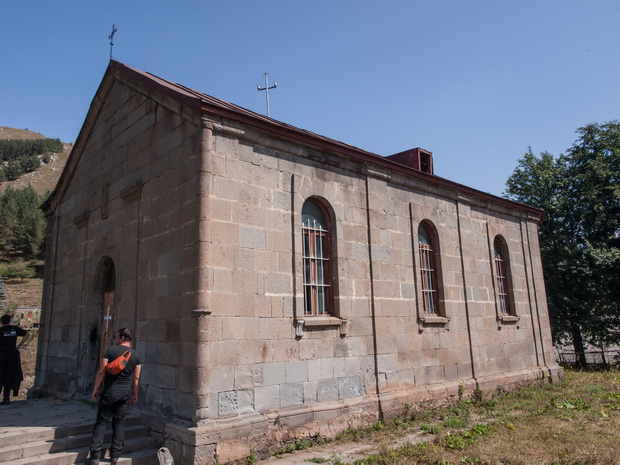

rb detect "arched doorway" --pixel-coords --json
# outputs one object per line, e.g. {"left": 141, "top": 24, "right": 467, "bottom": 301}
{"left": 98, "top": 259, "right": 116, "bottom": 360}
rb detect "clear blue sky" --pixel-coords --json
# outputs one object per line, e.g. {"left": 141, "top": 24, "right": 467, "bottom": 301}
{"left": 2, "top": 1, "right": 619, "bottom": 196}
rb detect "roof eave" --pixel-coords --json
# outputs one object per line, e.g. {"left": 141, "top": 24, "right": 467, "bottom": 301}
{"left": 198, "top": 101, "right": 544, "bottom": 222}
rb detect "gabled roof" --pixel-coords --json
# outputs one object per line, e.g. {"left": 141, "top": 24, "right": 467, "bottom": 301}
{"left": 44, "top": 60, "right": 544, "bottom": 221}
{"left": 108, "top": 60, "right": 398, "bottom": 168}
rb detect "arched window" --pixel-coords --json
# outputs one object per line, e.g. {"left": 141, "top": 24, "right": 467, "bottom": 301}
{"left": 493, "top": 237, "right": 512, "bottom": 315}
{"left": 302, "top": 199, "right": 332, "bottom": 316}
{"left": 418, "top": 222, "right": 439, "bottom": 315}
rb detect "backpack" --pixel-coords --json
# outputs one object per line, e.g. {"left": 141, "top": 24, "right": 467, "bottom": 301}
{"left": 105, "top": 350, "right": 131, "bottom": 375}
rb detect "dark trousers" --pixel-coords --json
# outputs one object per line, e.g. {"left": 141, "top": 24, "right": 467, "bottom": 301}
{"left": 89, "top": 396, "right": 129, "bottom": 459}
{"left": 0, "top": 350, "right": 21, "bottom": 401}
{"left": 0, "top": 382, "right": 9, "bottom": 402}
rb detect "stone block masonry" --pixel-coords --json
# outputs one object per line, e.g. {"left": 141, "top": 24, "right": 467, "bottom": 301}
{"left": 36, "top": 60, "right": 562, "bottom": 465}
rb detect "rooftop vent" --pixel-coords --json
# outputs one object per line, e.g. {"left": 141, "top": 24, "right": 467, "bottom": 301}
{"left": 386, "top": 148, "right": 433, "bottom": 175}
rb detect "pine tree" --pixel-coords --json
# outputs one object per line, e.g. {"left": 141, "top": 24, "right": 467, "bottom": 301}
{"left": 0, "top": 186, "right": 47, "bottom": 260}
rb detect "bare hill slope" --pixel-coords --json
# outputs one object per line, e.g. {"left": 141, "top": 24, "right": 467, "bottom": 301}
{"left": 0, "top": 126, "right": 46, "bottom": 140}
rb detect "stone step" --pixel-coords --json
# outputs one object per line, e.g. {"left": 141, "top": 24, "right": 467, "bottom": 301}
{"left": 0, "top": 426, "right": 54, "bottom": 449}
{"left": 0, "top": 400, "right": 96, "bottom": 431}
{"left": 7, "top": 436, "right": 159, "bottom": 465}
{"left": 76, "top": 449, "right": 160, "bottom": 464}
{"left": 0, "top": 399, "right": 159, "bottom": 465}
{"left": 0, "top": 425, "right": 150, "bottom": 462}
{"left": 0, "top": 417, "right": 145, "bottom": 447}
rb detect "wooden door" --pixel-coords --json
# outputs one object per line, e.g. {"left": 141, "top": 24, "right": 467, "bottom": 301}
{"left": 99, "top": 290, "right": 115, "bottom": 360}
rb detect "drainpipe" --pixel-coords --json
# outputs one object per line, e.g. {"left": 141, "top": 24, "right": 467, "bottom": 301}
{"left": 364, "top": 174, "right": 383, "bottom": 420}
{"left": 525, "top": 222, "right": 548, "bottom": 366}
{"left": 519, "top": 218, "right": 541, "bottom": 367}
{"left": 455, "top": 196, "right": 477, "bottom": 381}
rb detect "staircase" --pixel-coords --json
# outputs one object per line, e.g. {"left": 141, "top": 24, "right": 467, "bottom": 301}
{"left": 0, "top": 398, "right": 160, "bottom": 465}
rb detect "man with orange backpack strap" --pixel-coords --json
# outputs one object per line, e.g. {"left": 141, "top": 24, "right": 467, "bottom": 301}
{"left": 88, "top": 328, "right": 142, "bottom": 465}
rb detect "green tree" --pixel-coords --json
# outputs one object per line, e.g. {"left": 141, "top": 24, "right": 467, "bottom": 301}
{"left": 0, "top": 189, "right": 19, "bottom": 259}
{"left": 0, "top": 261, "right": 36, "bottom": 282}
{"left": 0, "top": 138, "right": 63, "bottom": 161}
{"left": 0, "top": 186, "right": 47, "bottom": 261}
{"left": 3, "top": 159, "right": 23, "bottom": 180}
{"left": 505, "top": 121, "right": 620, "bottom": 367}
{"left": 20, "top": 153, "right": 41, "bottom": 172}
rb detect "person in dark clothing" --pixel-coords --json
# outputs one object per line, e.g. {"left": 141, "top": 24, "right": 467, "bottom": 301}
{"left": 88, "top": 327, "right": 142, "bottom": 465}
{"left": 0, "top": 314, "right": 30, "bottom": 405}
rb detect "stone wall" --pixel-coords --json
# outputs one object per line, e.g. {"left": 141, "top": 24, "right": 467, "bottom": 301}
{"left": 178, "top": 117, "right": 559, "bottom": 463}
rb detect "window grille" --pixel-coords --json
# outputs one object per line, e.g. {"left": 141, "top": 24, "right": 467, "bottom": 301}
{"left": 494, "top": 238, "right": 510, "bottom": 315}
{"left": 302, "top": 201, "right": 331, "bottom": 316}
{"left": 418, "top": 224, "right": 439, "bottom": 315}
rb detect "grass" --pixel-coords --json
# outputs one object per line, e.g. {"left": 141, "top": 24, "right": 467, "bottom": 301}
{"left": 338, "top": 369, "right": 620, "bottom": 465}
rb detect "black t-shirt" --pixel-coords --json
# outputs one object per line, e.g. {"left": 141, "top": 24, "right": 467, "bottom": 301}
{"left": 101, "top": 344, "right": 141, "bottom": 403}
{"left": 0, "top": 325, "right": 27, "bottom": 353}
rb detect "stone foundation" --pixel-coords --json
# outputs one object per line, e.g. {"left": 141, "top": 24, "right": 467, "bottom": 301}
{"left": 151, "top": 365, "right": 562, "bottom": 464}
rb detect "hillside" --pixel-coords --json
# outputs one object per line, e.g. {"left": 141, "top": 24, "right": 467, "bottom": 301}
{"left": 0, "top": 126, "right": 71, "bottom": 195}
{"left": 1, "top": 127, "right": 71, "bottom": 310}
{"left": 3, "top": 277, "right": 44, "bottom": 308}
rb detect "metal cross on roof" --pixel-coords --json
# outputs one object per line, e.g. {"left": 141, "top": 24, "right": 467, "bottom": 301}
{"left": 108, "top": 24, "right": 118, "bottom": 60}
{"left": 257, "top": 73, "right": 277, "bottom": 117}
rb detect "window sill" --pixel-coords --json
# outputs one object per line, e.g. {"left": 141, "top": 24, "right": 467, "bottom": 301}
{"left": 294, "top": 317, "right": 348, "bottom": 337}
{"left": 73, "top": 211, "right": 90, "bottom": 228}
{"left": 419, "top": 315, "right": 449, "bottom": 325}
{"left": 302, "top": 316, "right": 342, "bottom": 327}
{"left": 498, "top": 315, "right": 519, "bottom": 324}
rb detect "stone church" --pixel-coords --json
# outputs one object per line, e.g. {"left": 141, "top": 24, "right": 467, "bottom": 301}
{"left": 34, "top": 60, "right": 561, "bottom": 464}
